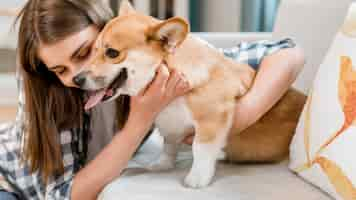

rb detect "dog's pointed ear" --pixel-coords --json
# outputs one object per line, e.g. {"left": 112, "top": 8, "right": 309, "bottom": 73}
{"left": 147, "top": 17, "right": 189, "bottom": 53}
{"left": 119, "top": 0, "right": 135, "bottom": 16}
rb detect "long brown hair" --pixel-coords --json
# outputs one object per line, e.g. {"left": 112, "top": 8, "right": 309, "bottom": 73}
{"left": 16, "top": 0, "right": 114, "bottom": 182}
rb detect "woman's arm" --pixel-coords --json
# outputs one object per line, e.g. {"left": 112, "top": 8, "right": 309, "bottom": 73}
{"left": 232, "top": 46, "right": 305, "bottom": 132}
{"left": 71, "top": 117, "right": 152, "bottom": 200}
{"left": 71, "top": 65, "right": 190, "bottom": 200}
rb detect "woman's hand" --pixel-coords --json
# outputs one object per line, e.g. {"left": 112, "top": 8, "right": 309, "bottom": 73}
{"left": 126, "top": 64, "right": 191, "bottom": 133}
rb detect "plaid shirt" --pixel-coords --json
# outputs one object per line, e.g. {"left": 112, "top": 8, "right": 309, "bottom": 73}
{"left": 0, "top": 38, "right": 295, "bottom": 200}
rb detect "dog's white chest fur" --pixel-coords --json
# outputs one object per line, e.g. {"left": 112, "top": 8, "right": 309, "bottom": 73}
{"left": 155, "top": 97, "right": 194, "bottom": 141}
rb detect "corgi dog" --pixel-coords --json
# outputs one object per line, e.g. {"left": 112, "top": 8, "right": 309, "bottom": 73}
{"left": 74, "top": 0, "right": 306, "bottom": 188}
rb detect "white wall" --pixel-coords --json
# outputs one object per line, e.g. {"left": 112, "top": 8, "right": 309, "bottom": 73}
{"left": 0, "top": 1, "right": 24, "bottom": 106}
{"left": 173, "top": 0, "right": 189, "bottom": 20}
{"left": 199, "top": 0, "right": 241, "bottom": 32}
{"left": 132, "top": 0, "right": 151, "bottom": 15}
{"left": 0, "top": 0, "right": 25, "bottom": 49}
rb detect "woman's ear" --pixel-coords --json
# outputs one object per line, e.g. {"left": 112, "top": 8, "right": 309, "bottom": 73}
{"left": 148, "top": 17, "right": 189, "bottom": 53}
{"left": 119, "top": 0, "right": 136, "bottom": 16}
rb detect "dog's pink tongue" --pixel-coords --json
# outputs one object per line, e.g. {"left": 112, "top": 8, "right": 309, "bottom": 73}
{"left": 85, "top": 90, "right": 107, "bottom": 111}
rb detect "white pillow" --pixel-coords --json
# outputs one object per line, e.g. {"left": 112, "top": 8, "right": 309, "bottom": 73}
{"left": 289, "top": 3, "right": 356, "bottom": 200}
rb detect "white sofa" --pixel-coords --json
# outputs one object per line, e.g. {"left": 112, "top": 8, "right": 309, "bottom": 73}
{"left": 97, "top": 31, "right": 331, "bottom": 199}
{"left": 99, "top": 1, "right": 354, "bottom": 199}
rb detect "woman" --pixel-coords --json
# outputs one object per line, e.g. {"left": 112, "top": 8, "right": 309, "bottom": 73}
{"left": 0, "top": 0, "right": 304, "bottom": 199}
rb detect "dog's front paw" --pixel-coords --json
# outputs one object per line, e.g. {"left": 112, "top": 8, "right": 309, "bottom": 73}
{"left": 146, "top": 159, "right": 175, "bottom": 171}
{"left": 183, "top": 170, "right": 213, "bottom": 188}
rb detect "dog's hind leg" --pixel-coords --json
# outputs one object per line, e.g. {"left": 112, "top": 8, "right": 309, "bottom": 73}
{"left": 183, "top": 110, "right": 234, "bottom": 188}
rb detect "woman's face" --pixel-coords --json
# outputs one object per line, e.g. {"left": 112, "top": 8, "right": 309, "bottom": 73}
{"left": 38, "top": 25, "right": 100, "bottom": 88}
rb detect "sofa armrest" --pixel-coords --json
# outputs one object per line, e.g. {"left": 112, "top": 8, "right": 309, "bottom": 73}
{"left": 192, "top": 32, "right": 272, "bottom": 48}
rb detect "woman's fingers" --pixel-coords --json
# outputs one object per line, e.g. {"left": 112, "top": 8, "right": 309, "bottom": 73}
{"left": 165, "top": 68, "right": 190, "bottom": 98}
{"left": 132, "top": 65, "right": 190, "bottom": 117}
{"left": 175, "top": 77, "right": 190, "bottom": 97}
{"left": 136, "top": 65, "right": 168, "bottom": 99}
{"left": 146, "top": 65, "right": 170, "bottom": 96}
{"left": 165, "top": 69, "right": 182, "bottom": 97}
{"left": 136, "top": 86, "right": 147, "bottom": 97}
{"left": 129, "top": 65, "right": 192, "bottom": 135}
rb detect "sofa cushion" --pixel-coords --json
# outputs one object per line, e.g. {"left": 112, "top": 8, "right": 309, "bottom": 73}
{"left": 289, "top": 4, "right": 356, "bottom": 200}
{"left": 98, "top": 131, "right": 330, "bottom": 200}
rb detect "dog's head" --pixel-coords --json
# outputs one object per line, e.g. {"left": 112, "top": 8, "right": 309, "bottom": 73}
{"left": 76, "top": 0, "right": 189, "bottom": 110}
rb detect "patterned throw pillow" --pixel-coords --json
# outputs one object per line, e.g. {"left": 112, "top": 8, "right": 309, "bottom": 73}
{"left": 289, "top": 3, "right": 356, "bottom": 200}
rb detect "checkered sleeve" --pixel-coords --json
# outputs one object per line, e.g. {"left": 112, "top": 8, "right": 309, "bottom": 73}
{"left": 0, "top": 70, "right": 26, "bottom": 197}
{"left": 0, "top": 123, "right": 25, "bottom": 199}
{"left": 0, "top": 125, "right": 76, "bottom": 200}
{"left": 45, "top": 166, "right": 75, "bottom": 200}
{"left": 221, "top": 38, "right": 296, "bottom": 70}
{"left": 0, "top": 160, "right": 15, "bottom": 194}
{"left": 0, "top": 72, "right": 79, "bottom": 200}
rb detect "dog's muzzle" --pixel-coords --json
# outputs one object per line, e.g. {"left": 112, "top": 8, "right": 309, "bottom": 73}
{"left": 84, "top": 68, "right": 128, "bottom": 110}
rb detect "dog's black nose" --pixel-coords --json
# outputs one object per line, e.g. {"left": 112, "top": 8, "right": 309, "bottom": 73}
{"left": 73, "top": 72, "right": 87, "bottom": 87}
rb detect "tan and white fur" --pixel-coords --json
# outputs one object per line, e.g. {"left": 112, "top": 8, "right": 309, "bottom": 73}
{"left": 77, "top": 1, "right": 306, "bottom": 188}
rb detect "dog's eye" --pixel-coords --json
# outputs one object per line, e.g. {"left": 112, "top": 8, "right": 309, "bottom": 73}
{"left": 105, "top": 48, "right": 120, "bottom": 59}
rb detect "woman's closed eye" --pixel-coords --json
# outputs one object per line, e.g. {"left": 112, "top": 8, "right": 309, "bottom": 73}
{"left": 53, "top": 66, "right": 67, "bottom": 75}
